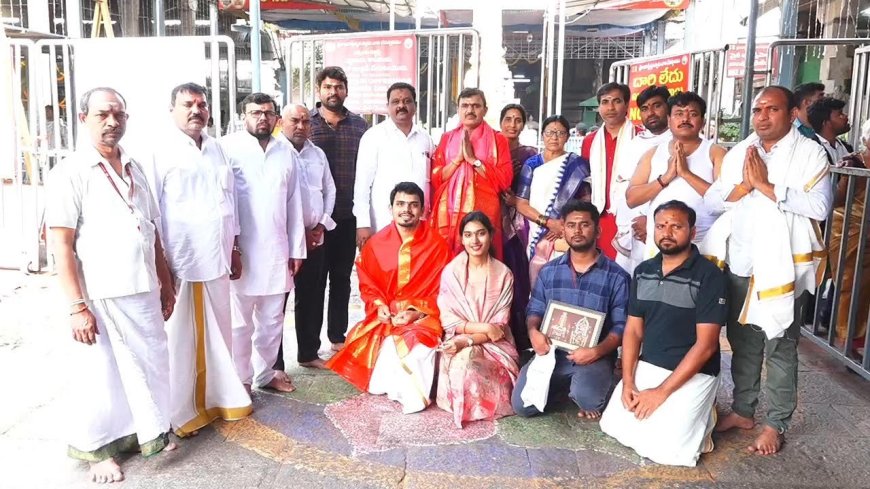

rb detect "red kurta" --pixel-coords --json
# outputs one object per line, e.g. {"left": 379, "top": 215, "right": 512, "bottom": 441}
{"left": 431, "top": 123, "right": 513, "bottom": 259}
{"left": 582, "top": 129, "right": 619, "bottom": 259}
{"left": 326, "top": 221, "right": 451, "bottom": 392}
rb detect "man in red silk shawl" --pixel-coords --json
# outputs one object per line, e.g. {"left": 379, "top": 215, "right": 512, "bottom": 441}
{"left": 431, "top": 88, "right": 513, "bottom": 259}
{"left": 581, "top": 82, "right": 637, "bottom": 259}
{"left": 327, "top": 182, "right": 450, "bottom": 413}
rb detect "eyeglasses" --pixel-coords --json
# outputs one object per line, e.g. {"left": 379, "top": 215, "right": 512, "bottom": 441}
{"left": 543, "top": 130, "right": 568, "bottom": 138}
{"left": 247, "top": 110, "right": 277, "bottom": 119}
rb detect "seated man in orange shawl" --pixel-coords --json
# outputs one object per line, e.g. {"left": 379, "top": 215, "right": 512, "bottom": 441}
{"left": 431, "top": 88, "right": 513, "bottom": 259}
{"left": 327, "top": 182, "right": 450, "bottom": 413}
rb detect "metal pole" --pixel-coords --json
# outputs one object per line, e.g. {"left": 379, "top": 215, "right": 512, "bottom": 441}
{"left": 555, "top": 0, "right": 566, "bottom": 116}
{"left": 390, "top": 0, "right": 396, "bottom": 31}
{"left": 546, "top": 1, "right": 556, "bottom": 117}
{"left": 538, "top": 9, "right": 549, "bottom": 139}
{"left": 777, "top": 0, "right": 798, "bottom": 87}
{"left": 154, "top": 0, "right": 165, "bottom": 36}
{"left": 739, "top": 0, "right": 759, "bottom": 139}
{"left": 250, "top": 0, "right": 262, "bottom": 92}
{"left": 65, "top": 0, "right": 82, "bottom": 37}
{"left": 209, "top": 2, "right": 222, "bottom": 136}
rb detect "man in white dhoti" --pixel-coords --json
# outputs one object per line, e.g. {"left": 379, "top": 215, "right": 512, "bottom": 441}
{"left": 600, "top": 200, "right": 727, "bottom": 467}
{"left": 326, "top": 182, "right": 451, "bottom": 413}
{"left": 353, "top": 82, "right": 434, "bottom": 242}
{"left": 277, "top": 103, "right": 336, "bottom": 369}
{"left": 221, "top": 93, "right": 307, "bottom": 393}
{"left": 146, "top": 82, "right": 252, "bottom": 437}
{"left": 704, "top": 86, "right": 832, "bottom": 455}
{"left": 625, "top": 91, "right": 726, "bottom": 259}
{"left": 612, "top": 85, "right": 672, "bottom": 275}
{"left": 46, "top": 87, "right": 177, "bottom": 483}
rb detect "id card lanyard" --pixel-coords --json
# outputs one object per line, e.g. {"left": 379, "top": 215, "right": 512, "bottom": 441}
{"left": 98, "top": 162, "right": 140, "bottom": 230}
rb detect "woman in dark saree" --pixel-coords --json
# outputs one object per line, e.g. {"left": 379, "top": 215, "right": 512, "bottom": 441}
{"left": 514, "top": 114, "right": 591, "bottom": 286}
{"left": 499, "top": 104, "right": 538, "bottom": 351}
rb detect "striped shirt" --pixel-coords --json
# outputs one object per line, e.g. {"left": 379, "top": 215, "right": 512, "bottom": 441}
{"left": 528, "top": 251, "right": 630, "bottom": 343}
{"left": 309, "top": 106, "right": 368, "bottom": 220}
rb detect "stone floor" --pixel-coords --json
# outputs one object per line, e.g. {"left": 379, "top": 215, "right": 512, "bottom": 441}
{"left": 1, "top": 269, "right": 869, "bottom": 489}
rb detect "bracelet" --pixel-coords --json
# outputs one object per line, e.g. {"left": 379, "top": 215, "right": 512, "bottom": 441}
{"left": 232, "top": 245, "right": 242, "bottom": 255}
{"left": 70, "top": 304, "right": 88, "bottom": 316}
{"left": 70, "top": 298, "right": 86, "bottom": 309}
{"left": 465, "top": 336, "right": 474, "bottom": 347}
{"left": 656, "top": 175, "right": 667, "bottom": 188}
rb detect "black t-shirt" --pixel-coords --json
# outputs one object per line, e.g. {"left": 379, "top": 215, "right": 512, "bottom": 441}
{"left": 628, "top": 245, "right": 728, "bottom": 376}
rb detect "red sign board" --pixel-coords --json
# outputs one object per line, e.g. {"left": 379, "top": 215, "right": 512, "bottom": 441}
{"left": 322, "top": 34, "right": 418, "bottom": 115}
{"left": 726, "top": 43, "right": 775, "bottom": 78}
{"left": 627, "top": 54, "right": 690, "bottom": 122}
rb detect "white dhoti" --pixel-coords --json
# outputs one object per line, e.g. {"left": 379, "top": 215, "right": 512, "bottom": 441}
{"left": 368, "top": 337, "right": 436, "bottom": 414}
{"left": 230, "top": 292, "right": 285, "bottom": 387}
{"left": 599, "top": 361, "right": 719, "bottom": 467}
{"left": 67, "top": 290, "right": 172, "bottom": 461}
{"left": 167, "top": 277, "right": 252, "bottom": 436}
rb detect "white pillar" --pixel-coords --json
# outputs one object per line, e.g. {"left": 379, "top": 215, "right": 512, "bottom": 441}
{"left": 555, "top": 0, "right": 566, "bottom": 116}
{"left": 250, "top": 0, "right": 262, "bottom": 92}
{"left": 64, "top": 0, "right": 82, "bottom": 38}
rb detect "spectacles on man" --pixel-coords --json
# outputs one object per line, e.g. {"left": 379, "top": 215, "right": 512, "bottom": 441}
{"left": 247, "top": 110, "right": 277, "bottom": 119}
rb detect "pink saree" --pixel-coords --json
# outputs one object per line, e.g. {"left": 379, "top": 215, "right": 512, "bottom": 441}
{"left": 436, "top": 252, "right": 519, "bottom": 428}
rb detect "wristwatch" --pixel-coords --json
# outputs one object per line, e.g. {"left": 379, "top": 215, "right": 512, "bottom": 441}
{"left": 232, "top": 245, "right": 242, "bottom": 255}
{"left": 472, "top": 159, "right": 482, "bottom": 168}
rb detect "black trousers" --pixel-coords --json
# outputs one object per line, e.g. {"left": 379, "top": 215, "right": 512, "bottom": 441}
{"left": 274, "top": 217, "right": 357, "bottom": 369}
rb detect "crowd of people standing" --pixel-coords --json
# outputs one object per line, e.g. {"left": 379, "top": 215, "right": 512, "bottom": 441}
{"left": 44, "top": 64, "right": 865, "bottom": 483}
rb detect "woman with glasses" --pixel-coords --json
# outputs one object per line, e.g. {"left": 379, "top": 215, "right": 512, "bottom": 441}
{"left": 436, "top": 211, "right": 519, "bottom": 428}
{"left": 514, "top": 115, "right": 591, "bottom": 285}
{"left": 499, "top": 104, "right": 538, "bottom": 350}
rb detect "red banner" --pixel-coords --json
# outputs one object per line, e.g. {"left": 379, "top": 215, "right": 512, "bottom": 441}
{"left": 322, "top": 34, "right": 418, "bottom": 115}
{"left": 726, "top": 42, "right": 776, "bottom": 79}
{"left": 627, "top": 54, "right": 690, "bottom": 122}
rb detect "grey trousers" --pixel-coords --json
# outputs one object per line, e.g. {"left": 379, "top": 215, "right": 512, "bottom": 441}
{"left": 511, "top": 349, "right": 614, "bottom": 416}
{"left": 726, "top": 270, "right": 803, "bottom": 433}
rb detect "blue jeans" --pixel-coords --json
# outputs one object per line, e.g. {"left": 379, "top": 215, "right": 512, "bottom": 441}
{"left": 511, "top": 349, "right": 615, "bottom": 416}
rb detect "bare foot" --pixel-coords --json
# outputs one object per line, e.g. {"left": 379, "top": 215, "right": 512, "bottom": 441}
{"left": 244, "top": 384, "right": 252, "bottom": 396}
{"left": 747, "top": 426, "right": 784, "bottom": 455}
{"left": 165, "top": 441, "right": 178, "bottom": 451}
{"left": 299, "top": 358, "right": 327, "bottom": 369}
{"left": 715, "top": 411, "right": 754, "bottom": 432}
{"left": 331, "top": 342, "right": 345, "bottom": 352}
{"left": 577, "top": 409, "right": 601, "bottom": 420}
{"left": 88, "top": 458, "right": 124, "bottom": 484}
{"left": 265, "top": 371, "right": 296, "bottom": 393}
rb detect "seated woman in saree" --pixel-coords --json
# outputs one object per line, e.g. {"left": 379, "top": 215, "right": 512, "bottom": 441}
{"left": 499, "top": 103, "right": 538, "bottom": 351}
{"left": 514, "top": 114, "right": 592, "bottom": 286}
{"left": 436, "top": 211, "right": 519, "bottom": 429}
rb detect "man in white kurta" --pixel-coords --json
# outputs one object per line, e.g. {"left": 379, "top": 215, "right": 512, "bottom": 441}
{"left": 221, "top": 93, "right": 307, "bottom": 392}
{"left": 278, "top": 104, "right": 337, "bottom": 369}
{"left": 146, "top": 83, "right": 252, "bottom": 436}
{"left": 612, "top": 85, "right": 672, "bottom": 275}
{"left": 704, "top": 86, "right": 832, "bottom": 456}
{"left": 46, "top": 88, "right": 176, "bottom": 483}
{"left": 353, "top": 82, "right": 434, "bottom": 246}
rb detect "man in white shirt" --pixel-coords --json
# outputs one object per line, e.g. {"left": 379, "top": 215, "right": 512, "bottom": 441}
{"left": 705, "top": 86, "right": 832, "bottom": 456}
{"left": 807, "top": 96, "right": 853, "bottom": 165}
{"left": 46, "top": 87, "right": 176, "bottom": 483}
{"left": 221, "top": 93, "right": 307, "bottom": 393}
{"left": 353, "top": 82, "right": 434, "bottom": 247}
{"left": 612, "top": 85, "right": 672, "bottom": 275}
{"left": 278, "top": 103, "right": 336, "bottom": 369}
{"left": 146, "top": 82, "right": 252, "bottom": 437}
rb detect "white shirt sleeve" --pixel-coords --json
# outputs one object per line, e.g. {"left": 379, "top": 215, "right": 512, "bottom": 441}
{"left": 703, "top": 176, "right": 736, "bottom": 217}
{"left": 320, "top": 151, "right": 337, "bottom": 231}
{"left": 142, "top": 153, "right": 164, "bottom": 230}
{"left": 352, "top": 128, "right": 378, "bottom": 229}
{"left": 286, "top": 154, "right": 308, "bottom": 260}
{"left": 44, "top": 163, "right": 81, "bottom": 229}
{"left": 774, "top": 175, "right": 833, "bottom": 221}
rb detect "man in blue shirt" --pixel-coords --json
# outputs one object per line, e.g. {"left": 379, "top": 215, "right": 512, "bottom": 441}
{"left": 511, "top": 200, "right": 631, "bottom": 419}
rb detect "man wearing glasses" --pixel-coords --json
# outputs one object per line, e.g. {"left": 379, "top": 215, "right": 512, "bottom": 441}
{"left": 220, "top": 93, "right": 307, "bottom": 394}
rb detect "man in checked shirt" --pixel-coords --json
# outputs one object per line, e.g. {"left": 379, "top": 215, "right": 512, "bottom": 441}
{"left": 305, "top": 66, "right": 368, "bottom": 353}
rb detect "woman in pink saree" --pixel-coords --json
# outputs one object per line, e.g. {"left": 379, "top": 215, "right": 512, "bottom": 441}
{"left": 436, "top": 211, "right": 519, "bottom": 428}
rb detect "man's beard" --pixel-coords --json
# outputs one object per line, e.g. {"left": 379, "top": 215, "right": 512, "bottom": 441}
{"left": 658, "top": 240, "right": 691, "bottom": 256}
{"left": 569, "top": 240, "right": 595, "bottom": 253}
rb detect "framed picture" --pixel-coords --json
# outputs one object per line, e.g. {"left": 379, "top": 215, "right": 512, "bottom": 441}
{"left": 540, "top": 300, "right": 606, "bottom": 351}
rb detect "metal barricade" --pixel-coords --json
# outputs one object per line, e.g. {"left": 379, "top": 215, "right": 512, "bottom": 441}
{"left": 807, "top": 166, "right": 870, "bottom": 380}
{"left": 609, "top": 47, "right": 728, "bottom": 142}
{"left": 284, "top": 28, "right": 480, "bottom": 135}
{"left": 1, "top": 38, "right": 40, "bottom": 272}
{"left": 848, "top": 45, "right": 870, "bottom": 149}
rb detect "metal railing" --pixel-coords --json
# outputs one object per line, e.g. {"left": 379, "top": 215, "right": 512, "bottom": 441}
{"left": 807, "top": 166, "right": 870, "bottom": 380}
